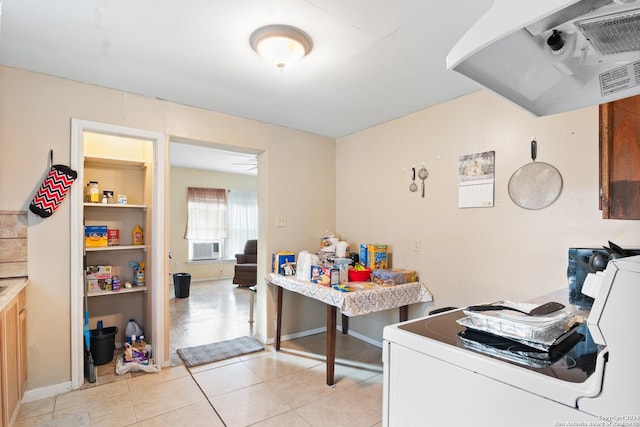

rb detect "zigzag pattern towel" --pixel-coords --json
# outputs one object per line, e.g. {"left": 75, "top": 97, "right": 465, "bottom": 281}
{"left": 30, "top": 164, "right": 77, "bottom": 218}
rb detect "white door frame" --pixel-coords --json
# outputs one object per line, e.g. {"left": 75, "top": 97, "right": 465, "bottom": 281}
{"left": 70, "top": 119, "right": 167, "bottom": 389}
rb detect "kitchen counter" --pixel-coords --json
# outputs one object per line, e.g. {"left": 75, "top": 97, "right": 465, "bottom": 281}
{"left": 0, "top": 277, "right": 28, "bottom": 311}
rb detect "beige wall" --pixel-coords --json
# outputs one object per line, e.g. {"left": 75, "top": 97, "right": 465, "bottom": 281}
{"left": 336, "top": 90, "right": 640, "bottom": 342}
{"left": 2, "top": 63, "right": 639, "bottom": 394}
{"left": 169, "top": 166, "right": 257, "bottom": 281}
{"left": 0, "top": 65, "right": 335, "bottom": 392}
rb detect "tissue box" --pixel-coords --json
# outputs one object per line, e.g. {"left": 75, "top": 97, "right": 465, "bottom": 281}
{"left": 367, "top": 244, "right": 388, "bottom": 269}
{"left": 85, "top": 225, "right": 108, "bottom": 247}
{"left": 371, "top": 269, "right": 417, "bottom": 286}
{"left": 272, "top": 252, "right": 295, "bottom": 274}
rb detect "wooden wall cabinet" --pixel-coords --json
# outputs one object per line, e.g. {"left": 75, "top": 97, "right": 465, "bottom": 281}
{"left": 599, "top": 94, "right": 640, "bottom": 219}
{"left": 1, "top": 288, "right": 26, "bottom": 427}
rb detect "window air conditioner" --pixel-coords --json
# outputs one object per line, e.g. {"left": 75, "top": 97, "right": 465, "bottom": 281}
{"left": 190, "top": 241, "right": 221, "bottom": 260}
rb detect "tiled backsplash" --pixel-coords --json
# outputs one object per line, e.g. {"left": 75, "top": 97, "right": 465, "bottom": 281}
{"left": 0, "top": 211, "right": 28, "bottom": 278}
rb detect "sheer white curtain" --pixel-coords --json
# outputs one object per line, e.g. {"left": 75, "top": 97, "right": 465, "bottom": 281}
{"left": 184, "top": 187, "right": 227, "bottom": 240}
{"left": 226, "top": 190, "right": 258, "bottom": 258}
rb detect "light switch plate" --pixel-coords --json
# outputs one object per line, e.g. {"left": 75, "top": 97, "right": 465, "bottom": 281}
{"left": 276, "top": 215, "right": 287, "bottom": 227}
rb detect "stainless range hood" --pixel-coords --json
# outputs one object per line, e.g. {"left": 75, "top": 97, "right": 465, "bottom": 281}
{"left": 447, "top": 0, "right": 640, "bottom": 115}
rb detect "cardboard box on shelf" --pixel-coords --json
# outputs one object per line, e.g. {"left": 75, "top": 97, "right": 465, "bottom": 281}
{"left": 87, "top": 265, "right": 112, "bottom": 292}
{"left": 87, "top": 278, "right": 112, "bottom": 292}
{"left": 85, "top": 225, "right": 108, "bottom": 247}
{"left": 86, "top": 265, "right": 112, "bottom": 279}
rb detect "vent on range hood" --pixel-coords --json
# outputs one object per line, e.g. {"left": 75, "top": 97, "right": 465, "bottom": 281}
{"left": 446, "top": 0, "right": 640, "bottom": 116}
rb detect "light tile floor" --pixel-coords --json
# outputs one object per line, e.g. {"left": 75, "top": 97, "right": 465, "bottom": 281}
{"left": 16, "top": 280, "right": 384, "bottom": 426}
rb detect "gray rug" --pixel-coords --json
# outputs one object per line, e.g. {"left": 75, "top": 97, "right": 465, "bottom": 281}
{"left": 177, "top": 336, "right": 263, "bottom": 367}
{"left": 38, "top": 412, "right": 90, "bottom": 427}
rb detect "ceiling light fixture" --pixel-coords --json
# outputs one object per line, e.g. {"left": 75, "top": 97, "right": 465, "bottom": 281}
{"left": 250, "top": 24, "right": 312, "bottom": 70}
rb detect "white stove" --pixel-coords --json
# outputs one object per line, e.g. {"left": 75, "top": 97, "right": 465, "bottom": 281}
{"left": 382, "top": 256, "right": 640, "bottom": 426}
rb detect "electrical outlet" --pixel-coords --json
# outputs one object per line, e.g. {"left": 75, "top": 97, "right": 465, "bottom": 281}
{"left": 413, "top": 239, "right": 421, "bottom": 252}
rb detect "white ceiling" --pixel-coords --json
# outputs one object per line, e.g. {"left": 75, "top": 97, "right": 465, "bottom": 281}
{"left": 170, "top": 142, "right": 258, "bottom": 176}
{"left": 0, "top": 0, "right": 495, "bottom": 173}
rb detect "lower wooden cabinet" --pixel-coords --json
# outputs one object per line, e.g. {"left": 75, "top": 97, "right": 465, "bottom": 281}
{"left": 1, "top": 288, "right": 26, "bottom": 427}
{"left": 18, "top": 290, "right": 26, "bottom": 398}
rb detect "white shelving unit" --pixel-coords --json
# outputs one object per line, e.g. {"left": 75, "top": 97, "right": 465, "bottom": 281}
{"left": 83, "top": 154, "right": 152, "bottom": 346}
{"left": 70, "top": 120, "right": 167, "bottom": 390}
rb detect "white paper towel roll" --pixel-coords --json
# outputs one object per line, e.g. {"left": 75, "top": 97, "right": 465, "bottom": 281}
{"left": 336, "top": 241, "right": 348, "bottom": 257}
{"left": 296, "top": 251, "right": 309, "bottom": 280}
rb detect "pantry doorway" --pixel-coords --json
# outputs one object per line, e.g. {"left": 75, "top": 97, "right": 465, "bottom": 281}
{"left": 69, "top": 119, "right": 167, "bottom": 389}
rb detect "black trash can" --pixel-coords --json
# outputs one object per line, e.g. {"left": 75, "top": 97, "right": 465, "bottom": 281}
{"left": 89, "top": 326, "right": 118, "bottom": 366}
{"left": 173, "top": 273, "right": 191, "bottom": 298}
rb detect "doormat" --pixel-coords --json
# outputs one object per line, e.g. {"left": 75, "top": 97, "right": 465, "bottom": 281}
{"left": 39, "top": 412, "right": 90, "bottom": 427}
{"left": 177, "top": 336, "right": 264, "bottom": 368}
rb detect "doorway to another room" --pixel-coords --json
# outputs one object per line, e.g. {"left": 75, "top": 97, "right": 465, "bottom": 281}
{"left": 168, "top": 141, "right": 260, "bottom": 364}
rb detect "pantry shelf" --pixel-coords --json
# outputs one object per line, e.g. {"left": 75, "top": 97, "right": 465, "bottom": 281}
{"left": 86, "top": 245, "right": 147, "bottom": 252}
{"left": 84, "top": 156, "right": 146, "bottom": 170}
{"left": 87, "top": 286, "right": 148, "bottom": 298}
{"left": 83, "top": 203, "right": 147, "bottom": 210}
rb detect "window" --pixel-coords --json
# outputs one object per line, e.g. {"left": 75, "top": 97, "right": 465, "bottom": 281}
{"left": 226, "top": 190, "right": 258, "bottom": 258}
{"left": 184, "top": 187, "right": 257, "bottom": 261}
{"left": 185, "top": 187, "right": 227, "bottom": 261}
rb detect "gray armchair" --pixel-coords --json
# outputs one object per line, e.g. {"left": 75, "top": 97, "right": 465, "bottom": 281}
{"left": 233, "top": 240, "right": 257, "bottom": 287}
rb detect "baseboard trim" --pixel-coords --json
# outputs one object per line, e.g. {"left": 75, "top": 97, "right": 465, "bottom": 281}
{"left": 345, "top": 328, "right": 383, "bottom": 348}
{"left": 262, "top": 326, "right": 382, "bottom": 349}
{"left": 263, "top": 326, "right": 326, "bottom": 345}
{"left": 22, "top": 381, "right": 74, "bottom": 402}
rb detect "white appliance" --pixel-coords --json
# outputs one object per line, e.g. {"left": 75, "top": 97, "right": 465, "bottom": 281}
{"left": 382, "top": 256, "right": 640, "bottom": 426}
{"left": 447, "top": 0, "right": 640, "bottom": 116}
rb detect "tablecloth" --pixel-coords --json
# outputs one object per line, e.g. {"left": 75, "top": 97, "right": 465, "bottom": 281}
{"left": 267, "top": 273, "right": 433, "bottom": 316}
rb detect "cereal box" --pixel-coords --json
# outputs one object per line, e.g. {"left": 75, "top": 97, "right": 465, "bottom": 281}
{"left": 359, "top": 244, "right": 368, "bottom": 268}
{"left": 367, "top": 244, "right": 388, "bottom": 269}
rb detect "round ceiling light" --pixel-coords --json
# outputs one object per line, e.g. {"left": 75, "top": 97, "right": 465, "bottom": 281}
{"left": 250, "top": 25, "right": 313, "bottom": 70}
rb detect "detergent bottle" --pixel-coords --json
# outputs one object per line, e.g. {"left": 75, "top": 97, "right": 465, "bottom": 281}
{"left": 125, "top": 319, "right": 143, "bottom": 343}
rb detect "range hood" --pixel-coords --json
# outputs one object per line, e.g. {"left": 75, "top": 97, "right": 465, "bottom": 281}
{"left": 447, "top": 0, "right": 640, "bottom": 115}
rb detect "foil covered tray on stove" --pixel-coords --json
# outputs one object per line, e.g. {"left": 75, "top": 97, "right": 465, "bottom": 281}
{"left": 457, "top": 328, "right": 585, "bottom": 368}
{"left": 458, "top": 301, "right": 580, "bottom": 347}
